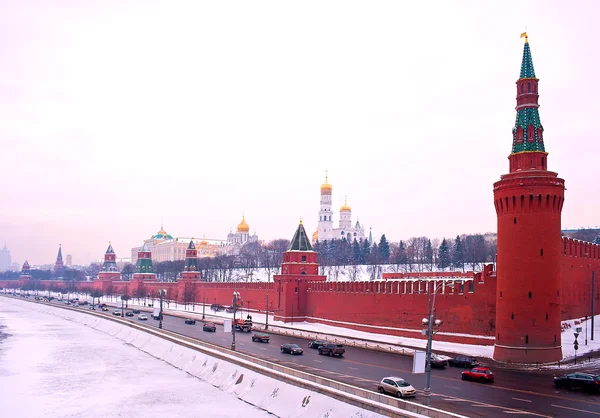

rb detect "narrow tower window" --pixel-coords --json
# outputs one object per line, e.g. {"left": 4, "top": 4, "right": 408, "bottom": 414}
{"left": 546, "top": 313, "right": 548, "bottom": 320}
{"left": 540, "top": 248, "right": 544, "bottom": 256}
{"left": 511, "top": 312, "right": 514, "bottom": 320}
{"left": 527, "top": 83, "right": 531, "bottom": 93}
{"left": 500, "top": 291, "right": 503, "bottom": 298}
{"left": 525, "top": 335, "right": 529, "bottom": 344}
{"left": 529, "top": 291, "right": 532, "bottom": 299}
{"left": 514, "top": 217, "right": 517, "bottom": 225}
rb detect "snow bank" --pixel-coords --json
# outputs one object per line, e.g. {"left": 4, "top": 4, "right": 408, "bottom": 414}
{"left": 5, "top": 298, "right": 430, "bottom": 418}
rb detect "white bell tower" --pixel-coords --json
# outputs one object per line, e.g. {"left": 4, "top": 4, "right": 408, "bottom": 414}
{"left": 318, "top": 170, "right": 333, "bottom": 241}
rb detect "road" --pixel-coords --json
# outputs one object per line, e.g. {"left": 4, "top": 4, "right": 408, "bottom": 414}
{"left": 18, "top": 295, "right": 600, "bottom": 417}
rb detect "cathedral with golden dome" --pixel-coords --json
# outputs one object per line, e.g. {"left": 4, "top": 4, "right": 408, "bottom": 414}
{"left": 223, "top": 215, "right": 259, "bottom": 255}
{"left": 314, "top": 171, "right": 365, "bottom": 243}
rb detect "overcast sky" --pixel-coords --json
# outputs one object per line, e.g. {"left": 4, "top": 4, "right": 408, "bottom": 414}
{"left": 1, "top": 0, "right": 599, "bottom": 265}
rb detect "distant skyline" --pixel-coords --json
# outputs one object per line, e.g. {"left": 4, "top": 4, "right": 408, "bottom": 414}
{"left": 1, "top": 1, "right": 599, "bottom": 265}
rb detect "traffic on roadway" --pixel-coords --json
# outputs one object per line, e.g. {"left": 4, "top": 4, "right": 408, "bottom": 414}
{"left": 8, "top": 293, "right": 600, "bottom": 418}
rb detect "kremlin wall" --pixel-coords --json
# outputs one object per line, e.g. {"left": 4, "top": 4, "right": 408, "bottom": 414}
{"left": 2, "top": 36, "right": 600, "bottom": 364}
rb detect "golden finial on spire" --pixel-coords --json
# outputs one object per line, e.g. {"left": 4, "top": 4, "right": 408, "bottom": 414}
{"left": 325, "top": 169, "right": 328, "bottom": 183}
{"left": 299, "top": 217, "right": 303, "bottom": 225}
{"left": 520, "top": 31, "right": 528, "bottom": 43}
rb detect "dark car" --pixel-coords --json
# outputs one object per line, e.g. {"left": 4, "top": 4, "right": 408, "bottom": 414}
{"left": 430, "top": 354, "right": 448, "bottom": 368}
{"left": 132, "top": 309, "right": 141, "bottom": 314}
{"left": 252, "top": 332, "right": 270, "bottom": 343}
{"left": 281, "top": 343, "right": 303, "bottom": 355}
{"left": 125, "top": 311, "right": 134, "bottom": 317}
{"left": 308, "top": 340, "right": 327, "bottom": 349}
{"left": 318, "top": 343, "right": 345, "bottom": 357}
{"left": 184, "top": 318, "right": 196, "bottom": 325}
{"left": 554, "top": 373, "right": 600, "bottom": 392}
{"left": 462, "top": 367, "right": 495, "bottom": 383}
{"left": 448, "top": 356, "right": 479, "bottom": 368}
{"left": 202, "top": 322, "right": 216, "bottom": 332}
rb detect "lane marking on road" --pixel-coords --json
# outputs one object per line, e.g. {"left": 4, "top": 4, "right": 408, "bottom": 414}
{"left": 348, "top": 367, "right": 359, "bottom": 371}
{"left": 443, "top": 398, "right": 467, "bottom": 401}
{"left": 551, "top": 404, "right": 600, "bottom": 415}
{"left": 471, "top": 404, "right": 497, "bottom": 408}
{"left": 434, "top": 394, "right": 552, "bottom": 418}
{"left": 503, "top": 411, "right": 535, "bottom": 415}
{"left": 512, "top": 397, "right": 532, "bottom": 403}
{"left": 259, "top": 348, "right": 267, "bottom": 351}
{"left": 337, "top": 357, "right": 600, "bottom": 407}
{"left": 445, "top": 385, "right": 460, "bottom": 390}
{"left": 313, "top": 360, "right": 322, "bottom": 363}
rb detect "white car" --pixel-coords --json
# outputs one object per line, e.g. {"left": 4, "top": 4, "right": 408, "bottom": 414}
{"left": 378, "top": 376, "right": 417, "bottom": 398}
{"left": 138, "top": 314, "right": 148, "bottom": 320}
{"left": 113, "top": 310, "right": 121, "bottom": 316}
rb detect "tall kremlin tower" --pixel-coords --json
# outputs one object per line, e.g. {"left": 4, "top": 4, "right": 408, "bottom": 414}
{"left": 54, "top": 245, "right": 64, "bottom": 274}
{"left": 493, "top": 34, "right": 565, "bottom": 363}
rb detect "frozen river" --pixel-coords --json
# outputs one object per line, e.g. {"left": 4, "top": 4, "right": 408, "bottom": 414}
{"left": 0, "top": 300, "right": 271, "bottom": 418}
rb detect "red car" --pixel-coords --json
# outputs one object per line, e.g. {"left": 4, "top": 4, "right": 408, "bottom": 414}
{"left": 461, "top": 367, "right": 494, "bottom": 383}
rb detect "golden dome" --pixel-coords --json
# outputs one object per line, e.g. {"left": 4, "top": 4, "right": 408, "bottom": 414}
{"left": 320, "top": 170, "right": 332, "bottom": 193}
{"left": 237, "top": 216, "right": 250, "bottom": 233}
{"left": 340, "top": 195, "right": 351, "bottom": 212}
{"left": 200, "top": 236, "right": 208, "bottom": 246}
{"left": 312, "top": 228, "right": 318, "bottom": 242}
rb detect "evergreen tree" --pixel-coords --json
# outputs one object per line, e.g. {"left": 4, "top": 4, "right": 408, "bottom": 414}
{"left": 425, "top": 239, "right": 433, "bottom": 268}
{"left": 378, "top": 234, "right": 390, "bottom": 263}
{"left": 398, "top": 241, "right": 408, "bottom": 264}
{"left": 595, "top": 235, "right": 600, "bottom": 245}
{"left": 352, "top": 239, "right": 361, "bottom": 264}
{"left": 438, "top": 238, "right": 451, "bottom": 270}
{"left": 453, "top": 235, "right": 465, "bottom": 271}
{"left": 360, "top": 239, "right": 371, "bottom": 264}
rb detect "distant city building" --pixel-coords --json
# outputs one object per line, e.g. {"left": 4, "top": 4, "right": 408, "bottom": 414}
{"left": 0, "top": 243, "right": 11, "bottom": 272}
{"left": 314, "top": 171, "right": 365, "bottom": 243}
{"left": 66, "top": 254, "right": 72, "bottom": 266}
{"left": 54, "top": 245, "right": 64, "bottom": 275}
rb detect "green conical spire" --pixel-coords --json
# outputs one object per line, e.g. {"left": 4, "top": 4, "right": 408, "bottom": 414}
{"left": 289, "top": 220, "right": 313, "bottom": 251}
{"left": 519, "top": 40, "right": 536, "bottom": 79}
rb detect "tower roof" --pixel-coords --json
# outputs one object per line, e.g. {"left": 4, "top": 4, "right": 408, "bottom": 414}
{"left": 187, "top": 240, "right": 196, "bottom": 250}
{"left": 289, "top": 220, "right": 313, "bottom": 251}
{"left": 519, "top": 36, "right": 536, "bottom": 79}
{"left": 105, "top": 243, "right": 115, "bottom": 254}
{"left": 57, "top": 245, "right": 63, "bottom": 259}
{"left": 140, "top": 242, "right": 150, "bottom": 252}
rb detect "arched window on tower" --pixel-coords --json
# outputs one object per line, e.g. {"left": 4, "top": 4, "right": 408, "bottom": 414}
{"left": 517, "top": 127, "right": 524, "bottom": 143}
{"left": 527, "top": 125, "right": 535, "bottom": 142}
{"left": 538, "top": 127, "right": 543, "bottom": 143}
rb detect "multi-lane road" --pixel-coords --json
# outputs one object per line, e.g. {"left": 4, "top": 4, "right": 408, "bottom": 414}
{"left": 16, "top": 296, "right": 600, "bottom": 417}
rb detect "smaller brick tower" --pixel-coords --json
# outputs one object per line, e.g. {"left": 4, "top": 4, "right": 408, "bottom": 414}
{"left": 274, "top": 220, "right": 326, "bottom": 323}
{"left": 54, "top": 245, "right": 64, "bottom": 275}
{"left": 132, "top": 243, "right": 156, "bottom": 281}
{"left": 493, "top": 34, "right": 565, "bottom": 363}
{"left": 18, "top": 260, "right": 32, "bottom": 287}
{"left": 181, "top": 240, "right": 200, "bottom": 281}
{"left": 97, "top": 243, "right": 120, "bottom": 284}
{"left": 178, "top": 240, "right": 200, "bottom": 305}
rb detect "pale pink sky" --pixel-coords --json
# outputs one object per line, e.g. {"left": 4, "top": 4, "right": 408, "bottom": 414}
{"left": 1, "top": 0, "right": 599, "bottom": 266}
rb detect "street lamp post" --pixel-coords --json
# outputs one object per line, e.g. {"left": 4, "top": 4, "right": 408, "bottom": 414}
{"left": 592, "top": 270, "right": 596, "bottom": 341}
{"left": 265, "top": 293, "right": 269, "bottom": 330}
{"left": 422, "top": 281, "right": 444, "bottom": 407}
{"left": 202, "top": 291, "right": 206, "bottom": 320}
{"left": 231, "top": 291, "right": 240, "bottom": 350}
{"left": 158, "top": 289, "right": 166, "bottom": 329}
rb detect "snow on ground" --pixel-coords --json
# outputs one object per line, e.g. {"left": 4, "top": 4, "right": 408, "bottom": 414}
{"left": 561, "top": 315, "right": 600, "bottom": 360}
{"left": 0, "top": 297, "right": 393, "bottom": 418}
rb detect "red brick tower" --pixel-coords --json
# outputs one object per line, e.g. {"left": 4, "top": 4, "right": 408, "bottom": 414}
{"left": 274, "top": 220, "right": 326, "bottom": 323}
{"left": 181, "top": 240, "right": 201, "bottom": 281}
{"left": 493, "top": 33, "right": 565, "bottom": 363}
{"left": 97, "top": 243, "right": 120, "bottom": 284}
{"left": 54, "top": 245, "right": 64, "bottom": 274}
{"left": 132, "top": 243, "right": 156, "bottom": 281}
{"left": 18, "top": 260, "right": 32, "bottom": 287}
